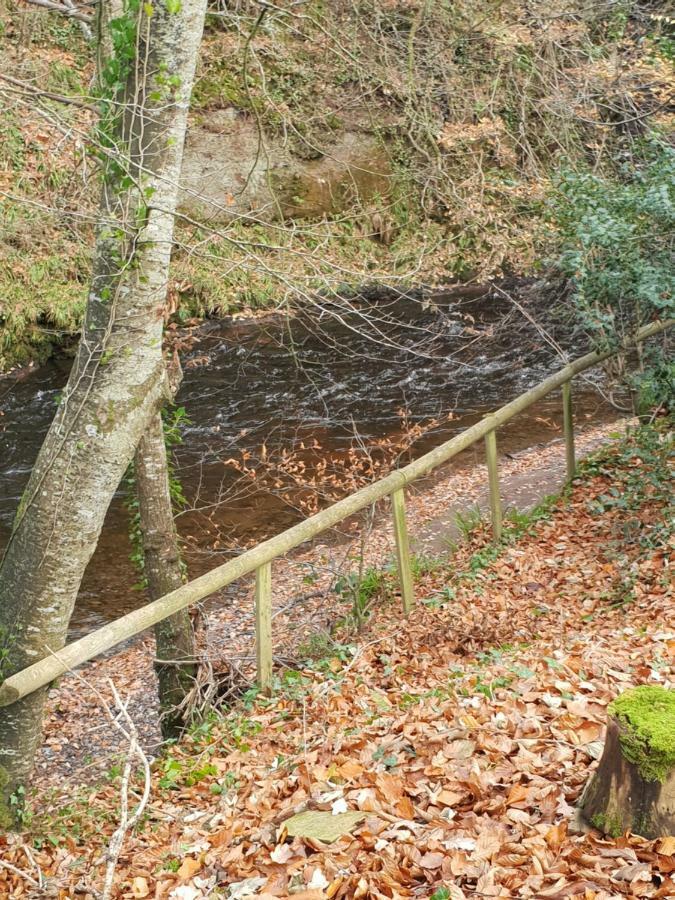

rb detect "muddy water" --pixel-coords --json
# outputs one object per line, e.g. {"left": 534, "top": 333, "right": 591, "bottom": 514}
{"left": 0, "top": 288, "right": 616, "bottom": 636}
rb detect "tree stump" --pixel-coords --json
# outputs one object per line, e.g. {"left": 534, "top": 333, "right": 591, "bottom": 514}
{"left": 580, "top": 686, "right": 675, "bottom": 839}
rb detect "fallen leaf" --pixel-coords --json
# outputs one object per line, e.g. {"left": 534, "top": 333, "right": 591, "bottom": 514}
{"left": 270, "top": 843, "right": 295, "bottom": 863}
{"left": 284, "top": 810, "right": 366, "bottom": 843}
{"left": 657, "top": 836, "right": 675, "bottom": 856}
{"left": 419, "top": 852, "right": 444, "bottom": 869}
{"left": 131, "top": 876, "right": 150, "bottom": 898}
{"left": 177, "top": 857, "right": 201, "bottom": 880}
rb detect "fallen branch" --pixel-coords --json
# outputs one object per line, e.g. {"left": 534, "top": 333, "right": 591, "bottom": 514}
{"left": 20, "top": 0, "right": 93, "bottom": 23}
{"left": 0, "top": 858, "right": 40, "bottom": 888}
{"left": 101, "top": 681, "right": 151, "bottom": 900}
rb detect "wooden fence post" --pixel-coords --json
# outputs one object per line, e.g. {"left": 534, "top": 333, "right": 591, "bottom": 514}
{"left": 485, "top": 430, "right": 502, "bottom": 541}
{"left": 391, "top": 488, "right": 414, "bottom": 615}
{"left": 255, "top": 561, "right": 273, "bottom": 695}
{"left": 562, "top": 380, "right": 576, "bottom": 480}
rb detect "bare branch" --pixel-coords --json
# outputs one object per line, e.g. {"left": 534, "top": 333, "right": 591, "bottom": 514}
{"left": 20, "top": 0, "right": 93, "bottom": 24}
{"left": 101, "top": 681, "right": 151, "bottom": 900}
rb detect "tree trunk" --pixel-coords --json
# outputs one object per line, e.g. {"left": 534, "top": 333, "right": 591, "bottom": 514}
{"left": 580, "top": 687, "right": 675, "bottom": 839}
{"left": 0, "top": 0, "right": 207, "bottom": 827}
{"left": 135, "top": 412, "right": 196, "bottom": 739}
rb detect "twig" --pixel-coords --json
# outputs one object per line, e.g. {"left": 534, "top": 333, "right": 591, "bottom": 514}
{"left": 22, "top": 843, "right": 44, "bottom": 889}
{"left": 0, "top": 858, "right": 40, "bottom": 888}
{"left": 101, "top": 680, "right": 151, "bottom": 900}
{"left": 20, "top": 0, "right": 93, "bottom": 23}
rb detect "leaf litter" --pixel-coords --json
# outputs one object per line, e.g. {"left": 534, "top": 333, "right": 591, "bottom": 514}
{"left": 0, "top": 422, "right": 673, "bottom": 899}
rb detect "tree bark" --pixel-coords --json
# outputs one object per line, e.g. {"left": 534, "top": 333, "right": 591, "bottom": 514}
{"left": 0, "top": 0, "right": 207, "bottom": 827}
{"left": 580, "top": 713, "right": 675, "bottom": 839}
{"left": 135, "top": 412, "right": 196, "bottom": 739}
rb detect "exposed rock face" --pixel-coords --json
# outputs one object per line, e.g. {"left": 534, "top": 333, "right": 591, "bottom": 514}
{"left": 179, "top": 111, "right": 391, "bottom": 223}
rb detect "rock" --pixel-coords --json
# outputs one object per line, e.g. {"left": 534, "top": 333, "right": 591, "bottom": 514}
{"left": 179, "top": 113, "right": 391, "bottom": 223}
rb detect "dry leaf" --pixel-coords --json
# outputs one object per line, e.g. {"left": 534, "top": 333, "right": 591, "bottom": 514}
{"left": 270, "top": 843, "right": 295, "bottom": 864}
{"left": 419, "top": 852, "right": 444, "bottom": 869}
{"left": 131, "top": 876, "right": 151, "bottom": 898}
{"left": 177, "top": 857, "right": 201, "bottom": 880}
{"left": 284, "top": 810, "right": 366, "bottom": 843}
{"left": 657, "top": 836, "right": 675, "bottom": 856}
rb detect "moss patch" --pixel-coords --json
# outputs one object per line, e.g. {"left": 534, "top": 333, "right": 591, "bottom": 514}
{"left": 590, "top": 810, "right": 625, "bottom": 839}
{"left": 609, "top": 686, "right": 675, "bottom": 783}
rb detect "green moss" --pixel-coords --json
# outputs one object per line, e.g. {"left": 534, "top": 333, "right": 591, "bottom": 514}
{"left": 609, "top": 686, "right": 675, "bottom": 782}
{"left": 0, "top": 247, "right": 88, "bottom": 370}
{"left": 193, "top": 63, "right": 251, "bottom": 110}
{"left": 590, "top": 810, "right": 624, "bottom": 838}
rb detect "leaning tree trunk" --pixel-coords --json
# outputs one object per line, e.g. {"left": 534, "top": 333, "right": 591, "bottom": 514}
{"left": 135, "top": 412, "right": 196, "bottom": 739}
{"left": 580, "top": 686, "right": 675, "bottom": 839}
{"left": 0, "top": 0, "right": 207, "bottom": 828}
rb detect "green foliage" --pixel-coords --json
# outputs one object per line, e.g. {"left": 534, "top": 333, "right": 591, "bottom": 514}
{"left": 450, "top": 494, "right": 559, "bottom": 586}
{"left": 609, "top": 686, "right": 675, "bottom": 782}
{"left": 590, "top": 810, "right": 624, "bottom": 839}
{"left": 589, "top": 0, "right": 631, "bottom": 44}
{"left": 296, "top": 633, "right": 354, "bottom": 676}
{"left": 46, "top": 60, "right": 84, "bottom": 95}
{"left": 580, "top": 422, "right": 673, "bottom": 605}
{"left": 583, "top": 423, "right": 673, "bottom": 518}
{"left": 334, "top": 567, "right": 387, "bottom": 628}
{"left": 158, "top": 757, "right": 218, "bottom": 790}
{"left": 454, "top": 506, "right": 483, "bottom": 541}
{"left": 549, "top": 141, "right": 674, "bottom": 410}
{"left": 0, "top": 111, "right": 25, "bottom": 173}
{"left": 95, "top": 0, "right": 143, "bottom": 174}
{"left": 188, "top": 708, "right": 263, "bottom": 752}
{"left": 162, "top": 405, "right": 190, "bottom": 512}
{"left": 472, "top": 673, "right": 514, "bottom": 700}
{"left": 0, "top": 625, "right": 17, "bottom": 682}
{"left": 0, "top": 198, "right": 89, "bottom": 370}
{"left": 422, "top": 585, "right": 456, "bottom": 609}
{"left": 430, "top": 889, "right": 451, "bottom": 900}
{"left": 409, "top": 553, "right": 442, "bottom": 578}
{"left": 372, "top": 744, "right": 398, "bottom": 769}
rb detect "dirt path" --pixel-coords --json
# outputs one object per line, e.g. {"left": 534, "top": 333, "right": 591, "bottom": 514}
{"left": 32, "top": 418, "right": 631, "bottom": 795}
{"left": 412, "top": 427, "right": 615, "bottom": 556}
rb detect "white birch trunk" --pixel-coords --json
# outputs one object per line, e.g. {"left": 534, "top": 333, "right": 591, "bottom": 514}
{"left": 0, "top": 0, "right": 207, "bottom": 827}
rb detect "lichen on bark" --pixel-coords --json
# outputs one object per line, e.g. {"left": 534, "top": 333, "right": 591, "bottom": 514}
{"left": 609, "top": 686, "right": 675, "bottom": 783}
{"left": 0, "top": 767, "right": 13, "bottom": 831}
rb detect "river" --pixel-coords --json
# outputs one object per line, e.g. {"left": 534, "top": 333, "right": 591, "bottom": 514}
{"left": 0, "top": 286, "right": 616, "bottom": 636}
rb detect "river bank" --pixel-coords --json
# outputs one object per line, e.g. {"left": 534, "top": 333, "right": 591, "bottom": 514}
{"left": 12, "top": 419, "right": 672, "bottom": 900}
{"left": 32, "top": 416, "right": 629, "bottom": 797}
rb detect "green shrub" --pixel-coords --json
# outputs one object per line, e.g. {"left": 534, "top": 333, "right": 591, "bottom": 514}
{"left": 549, "top": 141, "right": 674, "bottom": 411}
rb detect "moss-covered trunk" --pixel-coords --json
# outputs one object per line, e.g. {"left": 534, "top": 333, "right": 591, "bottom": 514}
{"left": 0, "top": 0, "right": 207, "bottom": 829}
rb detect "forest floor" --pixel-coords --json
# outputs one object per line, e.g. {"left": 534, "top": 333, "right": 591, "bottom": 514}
{"left": 28, "top": 417, "right": 625, "bottom": 792}
{"left": 1, "top": 419, "right": 673, "bottom": 898}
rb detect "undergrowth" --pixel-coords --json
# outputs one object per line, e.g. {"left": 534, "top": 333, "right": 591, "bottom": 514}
{"left": 2, "top": 1, "right": 674, "bottom": 369}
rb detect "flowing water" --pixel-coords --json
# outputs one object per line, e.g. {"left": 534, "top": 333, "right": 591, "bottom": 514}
{"left": 0, "top": 287, "right": 617, "bottom": 636}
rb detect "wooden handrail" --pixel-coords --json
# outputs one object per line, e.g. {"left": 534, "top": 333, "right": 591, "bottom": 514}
{"left": 0, "top": 318, "right": 671, "bottom": 707}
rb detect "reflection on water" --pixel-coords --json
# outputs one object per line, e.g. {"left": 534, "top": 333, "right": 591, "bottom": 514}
{"left": 0, "top": 288, "right": 615, "bottom": 635}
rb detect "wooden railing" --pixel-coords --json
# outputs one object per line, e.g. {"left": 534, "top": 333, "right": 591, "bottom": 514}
{"left": 0, "top": 319, "right": 671, "bottom": 707}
